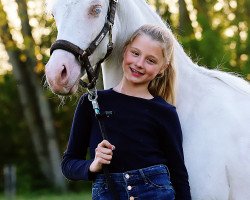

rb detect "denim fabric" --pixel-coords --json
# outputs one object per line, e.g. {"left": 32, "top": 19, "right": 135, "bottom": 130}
{"left": 92, "top": 164, "right": 175, "bottom": 200}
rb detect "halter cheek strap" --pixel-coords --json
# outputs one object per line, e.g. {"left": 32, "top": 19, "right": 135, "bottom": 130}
{"left": 50, "top": 0, "right": 118, "bottom": 89}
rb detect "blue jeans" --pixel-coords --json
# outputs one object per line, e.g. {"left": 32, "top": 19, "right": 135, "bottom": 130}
{"left": 92, "top": 164, "right": 175, "bottom": 200}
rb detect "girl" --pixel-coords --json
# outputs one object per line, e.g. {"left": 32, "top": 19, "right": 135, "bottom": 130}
{"left": 61, "top": 24, "right": 191, "bottom": 200}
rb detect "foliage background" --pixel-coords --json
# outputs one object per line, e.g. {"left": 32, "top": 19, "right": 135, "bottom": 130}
{"left": 0, "top": 0, "right": 249, "bottom": 196}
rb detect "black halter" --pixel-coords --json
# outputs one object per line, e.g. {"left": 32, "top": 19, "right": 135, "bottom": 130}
{"left": 50, "top": 0, "right": 118, "bottom": 89}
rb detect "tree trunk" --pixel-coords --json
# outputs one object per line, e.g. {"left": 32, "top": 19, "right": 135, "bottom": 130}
{"left": 178, "top": 0, "right": 194, "bottom": 36}
{"left": 192, "top": 0, "right": 211, "bottom": 29}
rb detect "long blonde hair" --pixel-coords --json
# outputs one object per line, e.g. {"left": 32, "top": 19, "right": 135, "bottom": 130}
{"left": 123, "top": 24, "right": 176, "bottom": 105}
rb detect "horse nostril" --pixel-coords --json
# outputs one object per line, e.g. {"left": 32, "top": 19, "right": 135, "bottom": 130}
{"left": 61, "top": 65, "right": 67, "bottom": 80}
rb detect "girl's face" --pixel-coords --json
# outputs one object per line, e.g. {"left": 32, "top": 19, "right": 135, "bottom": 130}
{"left": 122, "top": 34, "right": 165, "bottom": 88}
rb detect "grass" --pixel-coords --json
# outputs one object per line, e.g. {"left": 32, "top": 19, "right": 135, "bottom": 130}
{"left": 0, "top": 191, "right": 92, "bottom": 200}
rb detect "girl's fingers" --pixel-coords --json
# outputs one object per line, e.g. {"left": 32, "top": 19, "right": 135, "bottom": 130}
{"left": 98, "top": 140, "right": 115, "bottom": 150}
{"left": 96, "top": 152, "right": 112, "bottom": 161}
{"left": 94, "top": 140, "right": 115, "bottom": 166}
{"left": 97, "top": 157, "right": 111, "bottom": 165}
{"left": 96, "top": 146, "right": 113, "bottom": 155}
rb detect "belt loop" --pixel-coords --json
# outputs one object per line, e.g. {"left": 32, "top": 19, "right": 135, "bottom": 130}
{"left": 139, "top": 169, "right": 148, "bottom": 184}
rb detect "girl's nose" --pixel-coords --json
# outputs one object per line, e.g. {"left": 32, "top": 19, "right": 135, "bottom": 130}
{"left": 135, "top": 57, "right": 144, "bottom": 68}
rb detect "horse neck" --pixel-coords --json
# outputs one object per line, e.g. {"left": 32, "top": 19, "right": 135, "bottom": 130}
{"left": 173, "top": 40, "right": 207, "bottom": 102}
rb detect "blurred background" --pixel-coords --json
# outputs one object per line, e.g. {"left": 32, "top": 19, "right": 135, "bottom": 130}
{"left": 0, "top": 0, "right": 249, "bottom": 199}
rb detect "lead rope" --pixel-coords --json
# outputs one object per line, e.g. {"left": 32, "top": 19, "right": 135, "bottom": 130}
{"left": 88, "top": 88, "right": 119, "bottom": 200}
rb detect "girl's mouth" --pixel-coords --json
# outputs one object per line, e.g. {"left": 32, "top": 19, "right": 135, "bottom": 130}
{"left": 130, "top": 67, "right": 144, "bottom": 76}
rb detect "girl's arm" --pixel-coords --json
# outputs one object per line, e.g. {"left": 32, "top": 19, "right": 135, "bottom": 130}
{"left": 61, "top": 95, "right": 94, "bottom": 181}
{"left": 162, "top": 108, "right": 191, "bottom": 200}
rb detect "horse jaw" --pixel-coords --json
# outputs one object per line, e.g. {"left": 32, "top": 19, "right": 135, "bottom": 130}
{"left": 45, "top": 50, "right": 81, "bottom": 95}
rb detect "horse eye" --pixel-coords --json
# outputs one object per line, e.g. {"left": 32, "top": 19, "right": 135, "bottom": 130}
{"left": 89, "top": 5, "right": 102, "bottom": 16}
{"left": 94, "top": 7, "right": 101, "bottom": 14}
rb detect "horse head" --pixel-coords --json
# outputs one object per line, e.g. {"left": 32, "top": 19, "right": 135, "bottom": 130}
{"left": 45, "top": 0, "right": 119, "bottom": 95}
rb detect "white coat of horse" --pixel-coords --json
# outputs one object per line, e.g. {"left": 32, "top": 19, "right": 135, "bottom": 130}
{"left": 45, "top": 0, "right": 250, "bottom": 199}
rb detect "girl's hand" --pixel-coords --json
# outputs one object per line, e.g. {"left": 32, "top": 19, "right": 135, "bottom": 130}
{"left": 89, "top": 140, "right": 115, "bottom": 173}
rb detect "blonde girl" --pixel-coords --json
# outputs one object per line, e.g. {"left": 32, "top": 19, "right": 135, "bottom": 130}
{"left": 61, "top": 24, "right": 191, "bottom": 200}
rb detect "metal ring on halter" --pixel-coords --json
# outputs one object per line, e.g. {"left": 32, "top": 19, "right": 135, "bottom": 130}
{"left": 87, "top": 87, "right": 98, "bottom": 101}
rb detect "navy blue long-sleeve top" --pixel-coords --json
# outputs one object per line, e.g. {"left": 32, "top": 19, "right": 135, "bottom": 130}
{"left": 61, "top": 88, "right": 191, "bottom": 199}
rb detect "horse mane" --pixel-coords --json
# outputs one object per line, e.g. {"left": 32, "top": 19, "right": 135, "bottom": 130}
{"left": 175, "top": 40, "right": 250, "bottom": 96}
{"left": 194, "top": 64, "right": 250, "bottom": 96}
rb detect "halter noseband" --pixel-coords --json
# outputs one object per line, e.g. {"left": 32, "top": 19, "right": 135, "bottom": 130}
{"left": 50, "top": 0, "right": 118, "bottom": 89}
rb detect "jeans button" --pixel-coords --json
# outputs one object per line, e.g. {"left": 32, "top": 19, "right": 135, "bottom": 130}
{"left": 125, "top": 174, "right": 130, "bottom": 179}
{"left": 127, "top": 185, "right": 132, "bottom": 190}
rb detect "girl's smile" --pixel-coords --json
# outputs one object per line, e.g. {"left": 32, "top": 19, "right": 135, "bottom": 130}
{"left": 129, "top": 66, "right": 144, "bottom": 77}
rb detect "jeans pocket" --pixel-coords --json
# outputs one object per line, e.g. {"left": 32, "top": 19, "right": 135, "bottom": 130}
{"left": 145, "top": 172, "right": 174, "bottom": 190}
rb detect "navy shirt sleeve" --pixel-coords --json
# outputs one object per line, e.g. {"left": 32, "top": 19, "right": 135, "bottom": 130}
{"left": 160, "top": 108, "right": 191, "bottom": 200}
{"left": 61, "top": 94, "right": 94, "bottom": 181}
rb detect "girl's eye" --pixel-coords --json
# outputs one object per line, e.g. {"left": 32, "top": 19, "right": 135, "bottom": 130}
{"left": 131, "top": 51, "right": 139, "bottom": 56}
{"left": 147, "top": 59, "right": 157, "bottom": 64}
{"left": 89, "top": 5, "right": 102, "bottom": 16}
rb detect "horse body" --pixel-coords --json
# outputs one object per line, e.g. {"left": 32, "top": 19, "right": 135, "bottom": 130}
{"left": 45, "top": 0, "right": 250, "bottom": 199}
{"left": 176, "top": 43, "right": 250, "bottom": 199}
{"left": 175, "top": 39, "right": 250, "bottom": 198}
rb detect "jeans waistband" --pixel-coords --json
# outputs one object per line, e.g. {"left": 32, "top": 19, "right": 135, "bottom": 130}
{"left": 94, "top": 164, "right": 170, "bottom": 183}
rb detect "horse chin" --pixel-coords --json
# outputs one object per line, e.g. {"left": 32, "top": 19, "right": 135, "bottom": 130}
{"left": 50, "top": 83, "right": 78, "bottom": 96}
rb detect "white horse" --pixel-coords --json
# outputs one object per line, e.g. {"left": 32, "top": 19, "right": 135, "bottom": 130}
{"left": 45, "top": 0, "right": 250, "bottom": 199}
